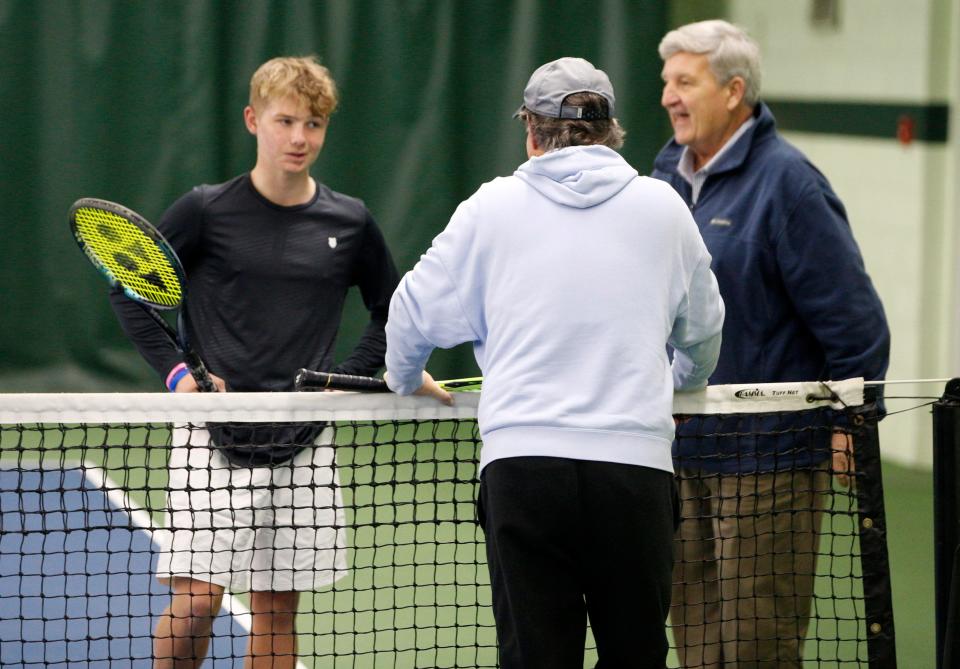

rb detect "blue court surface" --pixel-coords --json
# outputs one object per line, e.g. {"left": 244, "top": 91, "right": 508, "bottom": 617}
{"left": 0, "top": 467, "right": 248, "bottom": 668}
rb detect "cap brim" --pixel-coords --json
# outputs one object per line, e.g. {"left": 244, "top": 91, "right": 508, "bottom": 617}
{"left": 512, "top": 104, "right": 525, "bottom": 119}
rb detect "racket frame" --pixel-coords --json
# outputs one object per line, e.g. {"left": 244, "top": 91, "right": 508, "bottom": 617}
{"left": 69, "top": 197, "right": 216, "bottom": 392}
{"left": 294, "top": 369, "right": 482, "bottom": 393}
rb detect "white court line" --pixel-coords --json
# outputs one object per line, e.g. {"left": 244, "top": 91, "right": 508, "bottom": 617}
{"left": 81, "top": 460, "right": 310, "bottom": 669}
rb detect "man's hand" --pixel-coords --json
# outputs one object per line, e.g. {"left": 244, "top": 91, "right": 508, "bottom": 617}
{"left": 174, "top": 372, "right": 227, "bottom": 392}
{"left": 831, "top": 430, "right": 854, "bottom": 488}
{"left": 413, "top": 371, "right": 453, "bottom": 406}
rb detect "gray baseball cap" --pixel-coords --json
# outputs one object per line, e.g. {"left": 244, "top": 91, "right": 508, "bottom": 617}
{"left": 515, "top": 57, "right": 616, "bottom": 120}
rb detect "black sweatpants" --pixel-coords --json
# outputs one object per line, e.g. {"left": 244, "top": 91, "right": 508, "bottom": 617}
{"left": 479, "top": 456, "right": 677, "bottom": 669}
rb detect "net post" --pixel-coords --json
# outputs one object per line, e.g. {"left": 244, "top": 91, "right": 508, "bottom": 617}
{"left": 933, "top": 378, "right": 960, "bottom": 669}
{"left": 853, "top": 389, "right": 898, "bottom": 668}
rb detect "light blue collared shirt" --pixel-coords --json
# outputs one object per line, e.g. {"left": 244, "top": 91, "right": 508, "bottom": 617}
{"left": 677, "top": 116, "right": 756, "bottom": 204}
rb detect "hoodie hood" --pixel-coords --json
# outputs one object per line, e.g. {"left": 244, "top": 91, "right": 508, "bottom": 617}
{"left": 514, "top": 144, "right": 638, "bottom": 208}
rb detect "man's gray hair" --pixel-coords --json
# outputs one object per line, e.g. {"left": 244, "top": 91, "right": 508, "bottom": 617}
{"left": 658, "top": 19, "right": 762, "bottom": 107}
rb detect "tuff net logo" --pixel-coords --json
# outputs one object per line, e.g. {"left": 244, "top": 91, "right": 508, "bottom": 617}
{"left": 734, "top": 388, "right": 801, "bottom": 399}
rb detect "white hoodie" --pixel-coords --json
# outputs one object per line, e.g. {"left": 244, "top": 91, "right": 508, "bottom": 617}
{"left": 386, "top": 145, "right": 724, "bottom": 473}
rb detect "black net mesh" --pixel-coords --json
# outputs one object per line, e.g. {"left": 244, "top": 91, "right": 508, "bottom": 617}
{"left": 0, "top": 391, "right": 894, "bottom": 668}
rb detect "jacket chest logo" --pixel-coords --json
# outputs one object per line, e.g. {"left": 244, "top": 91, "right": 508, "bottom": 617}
{"left": 709, "top": 217, "right": 732, "bottom": 227}
{"left": 328, "top": 237, "right": 338, "bottom": 249}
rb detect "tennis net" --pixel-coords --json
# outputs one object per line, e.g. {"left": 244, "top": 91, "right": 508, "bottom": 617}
{"left": 0, "top": 379, "right": 893, "bottom": 668}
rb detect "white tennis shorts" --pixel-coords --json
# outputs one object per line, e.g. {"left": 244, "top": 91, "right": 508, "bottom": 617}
{"left": 155, "top": 425, "right": 348, "bottom": 592}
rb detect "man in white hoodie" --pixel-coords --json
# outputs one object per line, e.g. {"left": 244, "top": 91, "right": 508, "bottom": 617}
{"left": 385, "top": 57, "right": 725, "bottom": 668}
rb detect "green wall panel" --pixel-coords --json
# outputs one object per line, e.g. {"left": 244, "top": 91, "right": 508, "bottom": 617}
{"left": 766, "top": 98, "right": 949, "bottom": 142}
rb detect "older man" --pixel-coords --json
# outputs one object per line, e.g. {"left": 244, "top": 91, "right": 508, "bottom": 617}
{"left": 651, "top": 20, "right": 890, "bottom": 669}
{"left": 386, "top": 57, "right": 724, "bottom": 668}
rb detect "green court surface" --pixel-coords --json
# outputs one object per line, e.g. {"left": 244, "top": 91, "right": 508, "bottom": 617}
{"left": 883, "top": 461, "right": 936, "bottom": 668}
{"left": 0, "top": 424, "right": 937, "bottom": 668}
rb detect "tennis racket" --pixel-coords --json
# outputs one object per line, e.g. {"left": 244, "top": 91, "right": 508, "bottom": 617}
{"left": 69, "top": 197, "right": 216, "bottom": 392}
{"left": 295, "top": 369, "right": 482, "bottom": 393}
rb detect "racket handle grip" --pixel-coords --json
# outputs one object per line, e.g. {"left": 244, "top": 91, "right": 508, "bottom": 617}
{"left": 184, "top": 352, "right": 218, "bottom": 393}
{"left": 295, "top": 369, "right": 390, "bottom": 392}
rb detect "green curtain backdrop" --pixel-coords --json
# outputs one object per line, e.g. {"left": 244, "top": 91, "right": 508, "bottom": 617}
{"left": 0, "top": 0, "right": 669, "bottom": 390}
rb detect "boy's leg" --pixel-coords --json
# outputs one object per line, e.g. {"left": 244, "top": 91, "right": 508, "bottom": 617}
{"left": 153, "top": 577, "right": 225, "bottom": 669}
{"left": 156, "top": 427, "right": 257, "bottom": 667}
{"left": 240, "top": 431, "right": 344, "bottom": 667}
{"left": 247, "top": 590, "right": 301, "bottom": 669}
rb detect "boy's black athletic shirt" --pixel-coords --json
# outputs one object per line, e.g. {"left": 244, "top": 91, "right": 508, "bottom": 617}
{"left": 109, "top": 174, "right": 400, "bottom": 464}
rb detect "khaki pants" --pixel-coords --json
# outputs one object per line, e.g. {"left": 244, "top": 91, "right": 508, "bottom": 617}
{"left": 671, "top": 468, "right": 830, "bottom": 669}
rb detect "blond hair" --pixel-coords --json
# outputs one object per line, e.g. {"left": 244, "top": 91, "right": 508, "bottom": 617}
{"left": 249, "top": 56, "right": 339, "bottom": 118}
